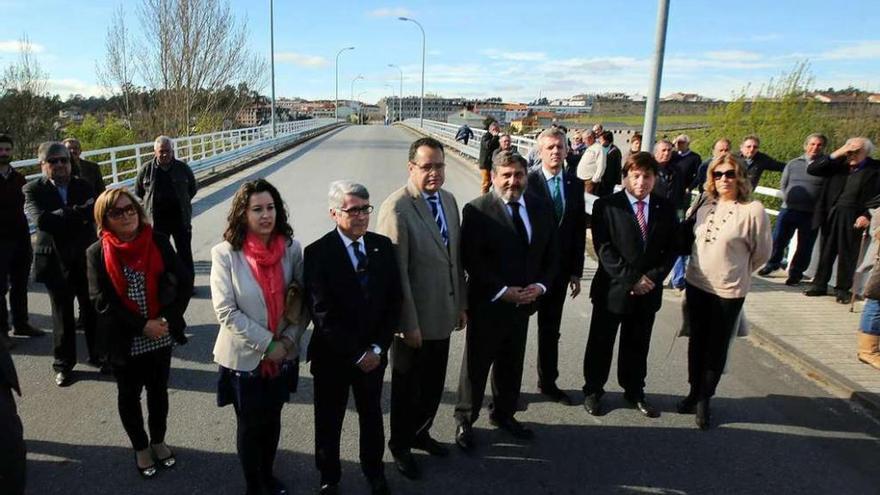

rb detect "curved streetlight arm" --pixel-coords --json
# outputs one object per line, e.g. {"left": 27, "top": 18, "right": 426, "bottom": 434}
{"left": 388, "top": 63, "right": 404, "bottom": 122}
{"left": 335, "top": 46, "right": 355, "bottom": 122}
{"left": 399, "top": 17, "right": 426, "bottom": 127}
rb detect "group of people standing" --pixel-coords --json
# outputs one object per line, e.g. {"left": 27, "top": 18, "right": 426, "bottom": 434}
{"left": 1, "top": 123, "right": 878, "bottom": 495}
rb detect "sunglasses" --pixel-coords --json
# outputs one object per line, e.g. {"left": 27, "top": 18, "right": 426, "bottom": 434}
{"left": 712, "top": 170, "right": 737, "bottom": 180}
{"left": 106, "top": 204, "right": 138, "bottom": 220}
{"left": 45, "top": 157, "right": 70, "bottom": 165}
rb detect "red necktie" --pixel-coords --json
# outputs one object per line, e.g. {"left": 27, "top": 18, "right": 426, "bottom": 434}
{"left": 636, "top": 200, "right": 648, "bottom": 241}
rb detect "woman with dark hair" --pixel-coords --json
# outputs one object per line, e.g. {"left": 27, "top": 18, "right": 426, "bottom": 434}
{"left": 678, "top": 153, "right": 771, "bottom": 429}
{"left": 86, "top": 187, "right": 192, "bottom": 478}
{"left": 210, "top": 179, "right": 305, "bottom": 495}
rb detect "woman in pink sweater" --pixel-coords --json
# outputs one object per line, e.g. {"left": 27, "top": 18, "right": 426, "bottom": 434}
{"left": 679, "top": 153, "right": 771, "bottom": 429}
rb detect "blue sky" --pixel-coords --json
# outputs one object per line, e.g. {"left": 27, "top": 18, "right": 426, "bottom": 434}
{"left": 1, "top": 0, "right": 878, "bottom": 103}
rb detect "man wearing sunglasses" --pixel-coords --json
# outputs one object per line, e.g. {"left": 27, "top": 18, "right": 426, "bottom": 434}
{"left": 0, "top": 134, "right": 44, "bottom": 351}
{"left": 23, "top": 142, "right": 97, "bottom": 387}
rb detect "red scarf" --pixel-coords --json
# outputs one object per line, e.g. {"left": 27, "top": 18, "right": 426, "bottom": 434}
{"left": 102, "top": 225, "right": 165, "bottom": 319}
{"left": 243, "top": 232, "right": 287, "bottom": 378}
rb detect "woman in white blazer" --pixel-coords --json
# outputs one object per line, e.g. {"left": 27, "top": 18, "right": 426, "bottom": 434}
{"left": 210, "top": 179, "right": 305, "bottom": 495}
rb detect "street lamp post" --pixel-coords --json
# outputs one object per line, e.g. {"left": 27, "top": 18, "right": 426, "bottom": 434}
{"left": 350, "top": 75, "right": 364, "bottom": 124}
{"left": 388, "top": 64, "right": 403, "bottom": 122}
{"left": 641, "top": 0, "right": 670, "bottom": 151}
{"left": 358, "top": 91, "right": 367, "bottom": 124}
{"left": 384, "top": 83, "right": 395, "bottom": 122}
{"left": 398, "top": 17, "right": 425, "bottom": 128}
{"left": 335, "top": 46, "right": 355, "bottom": 122}
{"left": 269, "top": 0, "right": 276, "bottom": 137}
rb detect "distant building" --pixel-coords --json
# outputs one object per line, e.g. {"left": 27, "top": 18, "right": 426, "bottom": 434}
{"left": 661, "top": 92, "right": 712, "bottom": 102}
{"left": 58, "top": 108, "right": 84, "bottom": 123}
{"left": 379, "top": 96, "right": 469, "bottom": 122}
{"left": 869, "top": 94, "right": 880, "bottom": 104}
{"left": 447, "top": 109, "right": 486, "bottom": 128}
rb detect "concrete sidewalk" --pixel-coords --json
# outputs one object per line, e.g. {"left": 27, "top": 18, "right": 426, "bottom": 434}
{"left": 741, "top": 273, "right": 880, "bottom": 412}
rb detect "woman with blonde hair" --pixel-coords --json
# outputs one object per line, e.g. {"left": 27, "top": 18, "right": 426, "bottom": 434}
{"left": 210, "top": 179, "right": 305, "bottom": 495}
{"left": 678, "top": 153, "right": 771, "bottom": 429}
{"left": 86, "top": 187, "right": 192, "bottom": 478}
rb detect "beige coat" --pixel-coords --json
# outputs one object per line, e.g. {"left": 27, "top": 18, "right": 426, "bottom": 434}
{"left": 210, "top": 239, "right": 306, "bottom": 372}
{"left": 376, "top": 181, "right": 466, "bottom": 340}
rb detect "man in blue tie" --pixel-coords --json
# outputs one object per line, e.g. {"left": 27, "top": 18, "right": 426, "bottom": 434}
{"left": 377, "top": 137, "right": 467, "bottom": 480}
{"left": 525, "top": 129, "right": 585, "bottom": 405}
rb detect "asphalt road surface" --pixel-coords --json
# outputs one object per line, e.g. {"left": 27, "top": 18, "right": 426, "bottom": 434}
{"left": 11, "top": 125, "right": 880, "bottom": 495}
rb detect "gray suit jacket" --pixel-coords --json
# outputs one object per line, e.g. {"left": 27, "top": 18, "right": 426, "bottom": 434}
{"left": 210, "top": 238, "right": 306, "bottom": 372}
{"left": 375, "top": 181, "right": 466, "bottom": 341}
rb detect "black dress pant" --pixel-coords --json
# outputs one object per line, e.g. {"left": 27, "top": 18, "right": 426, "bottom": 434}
{"left": 582, "top": 302, "right": 656, "bottom": 400}
{"left": 0, "top": 238, "right": 32, "bottom": 332}
{"left": 455, "top": 307, "right": 529, "bottom": 424}
{"left": 113, "top": 346, "right": 172, "bottom": 450}
{"left": 154, "top": 218, "right": 194, "bottom": 284}
{"left": 312, "top": 358, "right": 386, "bottom": 485}
{"left": 46, "top": 268, "right": 97, "bottom": 372}
{"left": 389, "top": 337, "right": 450, "bottom": 453}
{"left": 813, "top": 207, "right": 862, "bottom": 291}
{"left": 536, "top": 278, "right": 568, "bottom": 389}
{"left": 685, "top": 284, "right": 744, "bottom": 399}
{"left": 0, "top": 384, "right": 26, "bottom": 495}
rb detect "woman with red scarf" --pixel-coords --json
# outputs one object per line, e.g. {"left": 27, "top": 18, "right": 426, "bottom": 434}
{"left": 210, "top": 179, "right": 305, "bottom": 495}
{"left": 86, "top": 188, "right": 192, "bottom": 479}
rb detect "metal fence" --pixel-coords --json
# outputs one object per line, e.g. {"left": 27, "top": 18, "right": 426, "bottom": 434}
{"left": 13, "top": 118, "right": 339, "bottom": 187}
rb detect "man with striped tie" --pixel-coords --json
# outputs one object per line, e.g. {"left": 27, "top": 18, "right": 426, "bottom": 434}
{"left": 582, "top": 151, "right": 678, "bottom": 418}
{"left": 376, "top": 137, "right": 467, "bottom": 480}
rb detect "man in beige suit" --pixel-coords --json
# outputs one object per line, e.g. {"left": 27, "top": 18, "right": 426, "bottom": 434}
{"left": 376, "top": 136, "right": 467, "bottom": 481}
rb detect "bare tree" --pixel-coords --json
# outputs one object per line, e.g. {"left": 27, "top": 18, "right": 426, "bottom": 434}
{"left": 135, "top": 0, "right": 266, "bottom": 136}
{"left": 96, "top": 5, "right": 137, "bottom": 129}
{"left": 0, "top": 36, "right": 59, "bottom": 158}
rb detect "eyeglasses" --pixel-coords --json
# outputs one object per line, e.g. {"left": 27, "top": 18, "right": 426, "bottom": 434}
{"left": 106, "top": 204, "right": 138, "bottom": 220}
{"left": 337, "top": 205, "right": 374, "bottom": 217}
{"left": 45, "top": 157, "right": 70, "bottom": 165}
{"left": 411, "top": 162, "right": 446, "bottom": 172}
{"left": 712, "top": 170, "right": 737, "bottom": 180}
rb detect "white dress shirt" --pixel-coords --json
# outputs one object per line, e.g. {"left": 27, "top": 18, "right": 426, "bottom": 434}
{"left": 624, "top": 190, "right": 650, "bottom": 225}
{"left": 335, "top": 227, "right": 381, "bottom": 361}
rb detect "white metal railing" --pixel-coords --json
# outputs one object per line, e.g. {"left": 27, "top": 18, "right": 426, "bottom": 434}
{"left": 13, "top": 118, "right": 340, "bottom": 187}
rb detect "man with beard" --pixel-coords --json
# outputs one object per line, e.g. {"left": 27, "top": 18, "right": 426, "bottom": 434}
{"left": 454, "top": 151, "right": 558, "bottom": 450}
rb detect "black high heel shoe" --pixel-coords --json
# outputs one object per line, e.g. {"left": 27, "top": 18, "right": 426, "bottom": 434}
{"left": 152, "top": 444, "right": 176, "bottom": 469}
{"left": 135, "top": 454, "right": 158, "bottom": 479}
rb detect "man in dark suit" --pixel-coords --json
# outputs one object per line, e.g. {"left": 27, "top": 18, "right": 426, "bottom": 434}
{"left": 805, "top": 137, "right": 880, "bottom": 303}
{"left": 597, "top": 130, "right": 622, "bottom": 197}
{"left": 582, "top": 151, "right": 677, "bottom": 418}
{"left": 0, "top": 134, "right": 43, "bottom": 350}
{"left": 23, "top": 142, "right": 97, "bottom": 387}
{"left": 376, "top": 137, "right": 467, "bottom": 480}
{"left": 63, "top": 138, "right": 105, "bottom": 199}
{"left": 524, "top": 128, "right": 585, "bottom": 405}
{"left": 0, "top": 344, "right": 25, "bottom": 494}
{"left": 454, "top": 151, "right": 558, "bottom": 450}
{"left": 305, "top": 180, "right": 402, "bottom": 495}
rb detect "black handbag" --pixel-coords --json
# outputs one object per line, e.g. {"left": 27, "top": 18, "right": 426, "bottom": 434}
{"left": 675, "top": 193, "right": 709, "bottom": 256}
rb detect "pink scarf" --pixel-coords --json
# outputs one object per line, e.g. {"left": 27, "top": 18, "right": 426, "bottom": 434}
{"left": 243, "top": 232, "right": 286, "bottom": 378}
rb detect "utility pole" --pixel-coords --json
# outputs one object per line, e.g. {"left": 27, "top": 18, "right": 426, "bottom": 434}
{"left": 641, "top": 0, "right": 670, "bottom": 151}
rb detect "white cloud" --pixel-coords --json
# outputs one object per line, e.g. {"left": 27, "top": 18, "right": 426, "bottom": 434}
{"left": 0, "top": 39, "right": 45, "bottom": 54}
{"left": 367, "top": 7, "right": 413, "bottom": 18}
{"left": 481, "top": 49, "right": 546, "bottom": 62}
{"left": 704, "top": 50, "right": 763, "bottom": 62}
{"left": 276, "top": 52, "right": 328, "bottom": 68}
{"left": 818, "top": 40, "right": 880, "bottom": 61}
{"left": 45, "top": 78, "right": 109, "bottom": 98}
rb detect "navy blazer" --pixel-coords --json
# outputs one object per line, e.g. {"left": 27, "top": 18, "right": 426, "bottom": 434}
{"left": 590, "top": 191, "right": 678, "bottom": 315}
{"left": 304, "top": 230, "right": 402, "bottom": 366}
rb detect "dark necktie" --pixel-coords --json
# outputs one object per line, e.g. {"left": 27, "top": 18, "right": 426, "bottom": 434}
{"left": 508, "top": 201, "right": 529, "bottom": 246}
{"left": 550, "top": 175, "right": 564, "bottom": 221}
{"left": 352, "top": 241, "right": 369, "bottom": 291}
{"left": 427, "top": 195, "right": 449, "bottom": 245}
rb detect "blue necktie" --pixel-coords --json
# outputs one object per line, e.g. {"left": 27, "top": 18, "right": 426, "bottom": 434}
{"left": 352, "top": 241, "right": 369, "bottom": 291}
{"left": 427, "top": 195, "right": 449, "bottom": 246}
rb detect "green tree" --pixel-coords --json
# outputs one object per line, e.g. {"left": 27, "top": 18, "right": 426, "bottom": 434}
{"left": 64, "top": 115, "right": 138, "bottom": 150}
